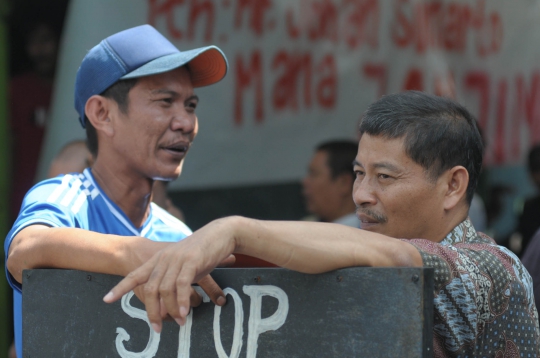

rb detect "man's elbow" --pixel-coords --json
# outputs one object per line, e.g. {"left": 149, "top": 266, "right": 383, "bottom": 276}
{"left": 6, "top": 249, "right": 24, "bottom": 284}
{"left": 6, "top": 229, "right": 41, "bottom": 283}
{"left": 392, "top": 242, "right": 423, "bottom": 267}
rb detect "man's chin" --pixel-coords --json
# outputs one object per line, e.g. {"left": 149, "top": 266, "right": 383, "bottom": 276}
{"left": 152, "top": 170, "right": 181, "bottom": 181}
{"left": 152, "top": 163, "right": 184, "bottom": 181}
{"left": 152, "top": 176, "right": 176, "bottom": 181}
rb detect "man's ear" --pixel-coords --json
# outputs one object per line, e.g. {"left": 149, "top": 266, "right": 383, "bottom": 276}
{"left": 85, "top": 95, "right": 114, "bottom": 137}
{"left": 442, "top": 166, "right": 469, "bottom": 211}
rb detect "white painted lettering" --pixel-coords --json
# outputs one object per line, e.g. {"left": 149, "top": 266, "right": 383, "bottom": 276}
{"left": 213, "top": 288, "right": 244, "bottom": 358}
{"left": 116, "top": 291, "right": 160, "bottom": 358}
{"left": 243, "top": 285, "right": 289, "bottom": 358}
{"left": 177, "top": 287, "right": 210, "bottom": 358}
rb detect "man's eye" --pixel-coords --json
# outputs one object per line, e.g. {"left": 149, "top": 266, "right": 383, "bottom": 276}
{"left": 378, "top": 173, "right": 391, "bottom": 179}
{"left": 161, "top": 98, "right": 173, "bottom": 104}
{"left": 354, "top": 170, "right": 364, "bottom": 177}
{"left": 187, "top": 101, "right": 198, "bottom": 110}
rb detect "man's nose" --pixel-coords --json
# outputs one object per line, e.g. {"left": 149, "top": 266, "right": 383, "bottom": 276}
{"left": 171, "top": 112, "right": 196, "bottom": 134}
{"left": 352, "top": 178, "right": 377, "bottom": 206}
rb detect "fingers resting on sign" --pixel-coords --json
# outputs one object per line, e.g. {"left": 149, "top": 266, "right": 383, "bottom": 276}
{"left": 197, "top": 274, "right": 226, "bottom": 306}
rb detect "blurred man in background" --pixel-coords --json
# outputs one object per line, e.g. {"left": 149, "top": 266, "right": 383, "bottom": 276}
{"left": 9, "top": 19, "right": 59, "bottom": 223}
{"left": 516, "top": 144, "right": 540, "bottom": 256}
{"left": 47, "top": 140, "right": 93, "bottom": 178}
{"left": 302, "top": 140, "right": 361, "bottom": 228}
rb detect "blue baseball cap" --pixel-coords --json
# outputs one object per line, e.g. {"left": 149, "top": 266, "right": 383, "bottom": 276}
{"left": 74, "top": 24, "right": 228, "bottom": 128}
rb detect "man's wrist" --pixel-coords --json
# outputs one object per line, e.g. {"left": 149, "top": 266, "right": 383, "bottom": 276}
{"left": 224, "top": 215, "right": 252, "bottom": 255}
{"left": 116, "top": 237, "right": 137, "bottom": 277}
{"left": 117, "top": 236, "right": 162, "bottom": 276}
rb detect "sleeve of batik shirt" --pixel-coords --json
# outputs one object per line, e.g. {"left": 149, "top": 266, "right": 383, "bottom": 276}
{"left": 4, "top": 174, "right": 85, "bottom": 292}
{"left": 404, "top": 238, "right": 539, "bottom": 352}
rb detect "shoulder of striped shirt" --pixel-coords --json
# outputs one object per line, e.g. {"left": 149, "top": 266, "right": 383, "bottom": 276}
{"left": 34, "top": 172, "right": 142, "bottom": 236}
{"left": 150, "top": 202, "right": 192, "bottom": 235}
{"left": 44, "top": 172, "right": 98, "bottom": 215}
{"left": 40, "top": 173, "right": 192, "bottom": 236}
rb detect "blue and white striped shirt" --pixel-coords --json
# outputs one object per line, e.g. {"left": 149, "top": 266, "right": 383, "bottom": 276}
{"left": 4, "top": 168, "right": 191, "bottom": 357}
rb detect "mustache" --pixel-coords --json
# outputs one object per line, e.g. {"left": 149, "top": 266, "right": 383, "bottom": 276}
{"left": 355, "top": 207, "right": 388, "bottom": 224}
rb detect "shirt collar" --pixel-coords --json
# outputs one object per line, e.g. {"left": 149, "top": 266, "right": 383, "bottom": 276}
{"left": 439, "top": 217, "right": 478, "bottom": 246}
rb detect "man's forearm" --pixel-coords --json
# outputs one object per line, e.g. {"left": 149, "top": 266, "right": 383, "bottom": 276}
{"left": 7, "top": 225, "right": 170, "bottom": 283}
{"left": 232, "top": 217, "right": 423, "bottom": 272}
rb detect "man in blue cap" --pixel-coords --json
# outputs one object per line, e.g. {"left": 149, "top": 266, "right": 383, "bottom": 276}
{"left": 4, "top": 24, "right": 229, "bottom": 357}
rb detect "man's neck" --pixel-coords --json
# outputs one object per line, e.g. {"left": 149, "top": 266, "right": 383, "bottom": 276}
{"left": 91, "top": 160, "right": 153, "bottom": 228}
{"left": 431, "top": 206, "right": 470, "bottom": 243}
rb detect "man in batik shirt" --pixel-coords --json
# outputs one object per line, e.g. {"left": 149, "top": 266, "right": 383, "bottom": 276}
{"left": 410, "top": 219, "right": 537, "bottom": 355}
{"left": 105, "top": 91, "right": 540, "bottom": 357}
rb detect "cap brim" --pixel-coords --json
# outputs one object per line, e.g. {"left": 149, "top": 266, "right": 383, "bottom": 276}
{"left": 120, "top": 45, "right": 228, "bottom": 87}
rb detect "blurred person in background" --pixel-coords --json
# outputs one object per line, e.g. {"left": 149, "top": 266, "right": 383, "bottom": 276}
{"left": 152, "top": 181, "right": 185, "bottom": 222}
{"left": 467, "top": 124, "right": 487, "bottom": 233}
{"left": 8, "top": 343, "right": 15, "bottom": 358}
{"left": 515, "top": 144, "right": 540, "bottom": 257}
{"left": 47, "top": 140, "right": 93, "bottom": 178}
{"left": 8, "top": 17, "right": 60, "bottom": 223}
{"left": 521, "top": 226, "right": 540, "bottom": 326}
{"left": 468, "top": 192, "right": 487, "bottom": 232}
{"left": 519, "top": 145, "right": 540, "bottom": 324}
{"left": 302, "top": 140, "right": 361, "bottom": 228}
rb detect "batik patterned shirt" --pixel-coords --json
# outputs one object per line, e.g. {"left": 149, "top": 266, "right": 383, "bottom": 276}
{"left": 407, "top": 218, "right": 540, "bottom": 357}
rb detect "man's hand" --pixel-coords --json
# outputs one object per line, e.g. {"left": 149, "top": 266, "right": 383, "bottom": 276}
{"left": 131, "top": 273, "right": 228, "bottom": 331}
{"left": 103, "top": 218, "right": 239, "bottom": 333}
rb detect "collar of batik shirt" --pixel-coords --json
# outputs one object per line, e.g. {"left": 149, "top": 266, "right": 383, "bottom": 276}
{"left": 439, "top": 218, "right": 479, "bottom": 246}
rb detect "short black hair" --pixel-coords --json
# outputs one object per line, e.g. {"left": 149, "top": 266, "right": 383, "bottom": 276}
{"left": 84, "top": 78, "right": 138, "bottom": 156}
{"left": 359, "top": 91, "right": 483, "bottom": 205}
{"left": 316, "top": 140, "right": 358, "bottom": 182}
{"left": 528, "top": 144, "right": 540, "bottom": 173}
